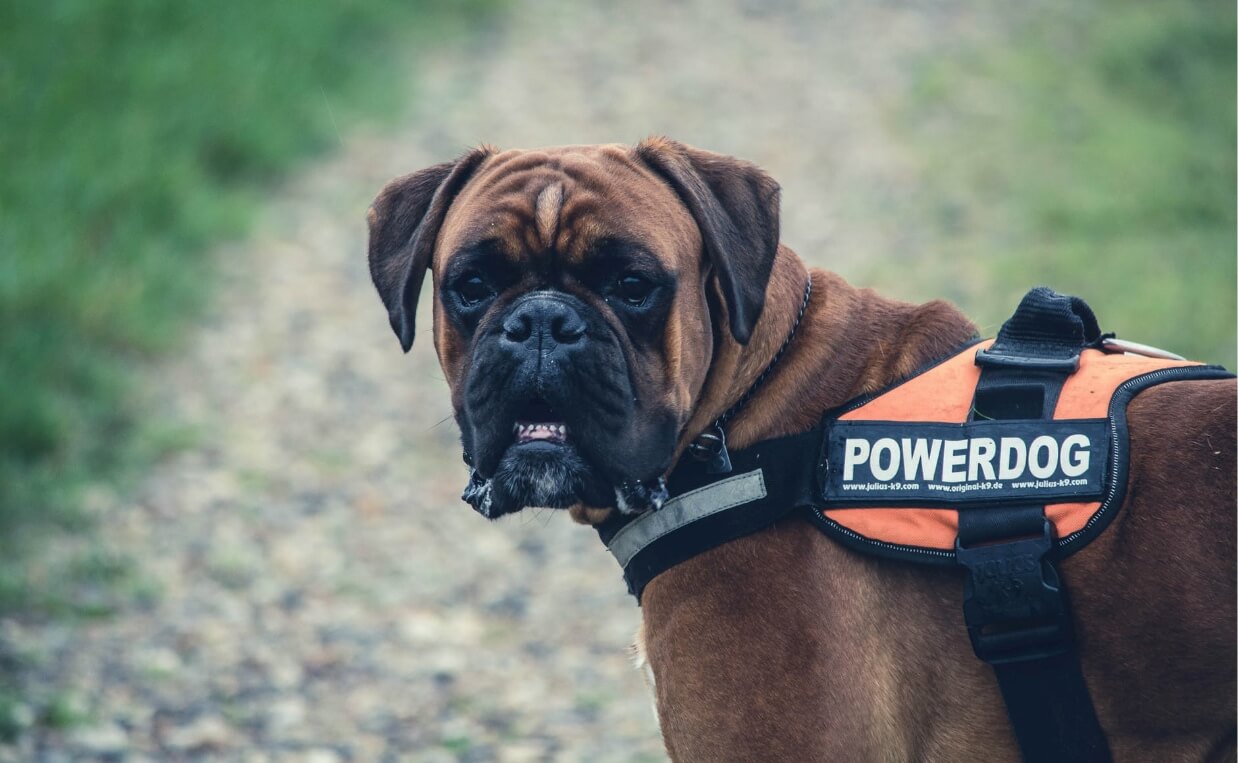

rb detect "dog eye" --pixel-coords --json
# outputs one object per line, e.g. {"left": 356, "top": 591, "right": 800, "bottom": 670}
{"left": 615, "top": 274, "right": 654, "bottom": 306}
{"left": 454, "top": 273, "right": 494, "bottom": 306}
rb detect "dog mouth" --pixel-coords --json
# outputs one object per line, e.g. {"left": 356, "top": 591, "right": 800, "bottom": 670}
{"left": 513, "top": 421, "right": 568, "bottom": 444}
{"left": 511, "top": 399, "right": 568, "bottom": 446}
{"left": 461, "top": 395, "right": 672, "bottom": 520}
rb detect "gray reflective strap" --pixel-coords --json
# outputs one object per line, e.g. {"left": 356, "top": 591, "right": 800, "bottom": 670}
{"left": 605, "top": 469, "right": 767, "bottom": 569}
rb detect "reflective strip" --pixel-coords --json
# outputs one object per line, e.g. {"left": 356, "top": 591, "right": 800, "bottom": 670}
{"left": 606, "top": 469, "right": 767, "bottom": 569}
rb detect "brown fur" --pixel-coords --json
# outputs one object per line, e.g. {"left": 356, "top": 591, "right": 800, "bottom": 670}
{"left": 366, "top": 140, "right": 1237, "bottom": 762}
{"left": 643, "top": 366, "right": 1233, "bottom": 758}
{"left": 643, "top": 272, "right": 1237, "bottom": 761}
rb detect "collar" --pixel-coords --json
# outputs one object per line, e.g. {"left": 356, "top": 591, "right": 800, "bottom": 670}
{"left": 686, "top": 274, "right": 813, "bottom": 474}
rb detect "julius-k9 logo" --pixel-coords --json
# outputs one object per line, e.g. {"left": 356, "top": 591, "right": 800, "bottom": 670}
{"left": 822, "top": 419, "right": 1110, "bottom": 505}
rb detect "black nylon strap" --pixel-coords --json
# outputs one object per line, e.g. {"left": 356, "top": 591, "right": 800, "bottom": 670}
{"left": 962, "top": 287, "right": 1112, "bottom": 763}
{"left": 956, "top": 504, "right": 1045, "bottom": 546}
{"left": 596, "top": 429, "right": 820, "bottom": 600}
{"left": 996, "top": 652, "right": 1114, "bottom": 762}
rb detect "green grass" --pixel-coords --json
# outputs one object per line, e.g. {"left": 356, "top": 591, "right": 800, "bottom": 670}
{"left": 888, "top": 0, "right": 1236, "bottom": 366}
{"left": 0, "top": 0, "right": 492, "bottom": 612}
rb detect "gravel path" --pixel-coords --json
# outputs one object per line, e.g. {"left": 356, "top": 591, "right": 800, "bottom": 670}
{"left": 4, "top": 2, "right": 984, "bottom": 760}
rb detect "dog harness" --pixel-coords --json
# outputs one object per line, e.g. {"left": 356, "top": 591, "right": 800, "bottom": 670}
{"left": 595, "top": 287, "right": 1233, "bottom": 763}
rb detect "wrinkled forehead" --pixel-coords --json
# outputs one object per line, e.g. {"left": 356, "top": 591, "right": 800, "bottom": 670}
{"left": 435, "top": 145, "right": 702, "bottom": 271}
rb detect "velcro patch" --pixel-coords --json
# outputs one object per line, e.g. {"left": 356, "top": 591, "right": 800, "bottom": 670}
{"left": 820, "top": 419, "right": 1110, "bottom": 506}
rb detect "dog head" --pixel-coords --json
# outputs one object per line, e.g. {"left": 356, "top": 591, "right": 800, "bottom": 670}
{"left": 366, "top": 139, "right": 780, "bottom": 519}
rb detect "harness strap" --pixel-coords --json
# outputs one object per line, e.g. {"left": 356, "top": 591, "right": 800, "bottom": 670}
{"left": 987, "top": 651, "right": 1113, "bottom": 762}
{"left": 962, "top": 287, "right": 1112, "bottom": 763}
{"left": 596, "top": 429, "right": 818, "bottom": 599}
{"left": 594, "top": 428, "right": 817, "bottom": 601}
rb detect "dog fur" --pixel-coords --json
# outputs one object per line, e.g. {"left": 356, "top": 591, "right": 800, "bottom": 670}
{"left": 366, "top": 139, "right": 1237, "bottom": 762}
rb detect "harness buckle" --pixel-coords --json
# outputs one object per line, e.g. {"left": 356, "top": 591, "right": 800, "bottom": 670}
{"left": 956, "top": 519, "right": 1072, "bottom": 665}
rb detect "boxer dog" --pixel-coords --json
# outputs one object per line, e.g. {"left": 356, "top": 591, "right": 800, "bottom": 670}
{"left": 365, "top": 139, "right": 1236, "bottom": 761}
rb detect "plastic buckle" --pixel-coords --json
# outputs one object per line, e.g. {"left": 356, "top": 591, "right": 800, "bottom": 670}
{"left": 974, "top": 347, "right": 1081, "bottom": 373}
{"left": 956, "top": 519, "right": 1072, "bottom": 665}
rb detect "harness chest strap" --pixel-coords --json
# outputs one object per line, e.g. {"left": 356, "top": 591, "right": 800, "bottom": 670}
{"left": 950, "top": 290, "right": 1112, "bottom": 762}
{"left": 595, "top": 287, "right": 1234, "bottom": 762}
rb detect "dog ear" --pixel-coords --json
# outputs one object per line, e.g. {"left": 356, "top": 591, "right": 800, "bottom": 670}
{"left": 366, "top": 147, "right": 492, "bottom": 352}
{"left": 635, "top": 137, "right": 781, "bottom": 344}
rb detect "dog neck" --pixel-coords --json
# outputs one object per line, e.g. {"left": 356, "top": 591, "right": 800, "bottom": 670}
{"left": 683, "top": 247, "right": 978, "bottom": 456}
{"left": 573, "top": 249, "right": 976, "bottom": 525}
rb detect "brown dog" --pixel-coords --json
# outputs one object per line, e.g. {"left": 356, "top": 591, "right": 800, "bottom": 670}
{"left": 366, "top": 139, "right": 1236, "bottom": 761}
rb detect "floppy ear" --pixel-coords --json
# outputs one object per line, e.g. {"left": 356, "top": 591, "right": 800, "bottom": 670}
{"left": 366, "top": 147, "right": 492, "bottom": 351}
{"left": 635, "top": 137, "right": 781, "bottom": 344}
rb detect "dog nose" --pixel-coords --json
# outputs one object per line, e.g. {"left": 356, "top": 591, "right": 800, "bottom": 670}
{"left": 502, "top": 295, "right": 587, "bottom": 347}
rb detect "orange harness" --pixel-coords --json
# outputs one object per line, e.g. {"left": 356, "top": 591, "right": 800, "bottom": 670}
{"left": 599, "top": 287, "right": 1233, "bottom": 762}
{"left": 811, "top": 339, "right": 1206, "bottom": 559}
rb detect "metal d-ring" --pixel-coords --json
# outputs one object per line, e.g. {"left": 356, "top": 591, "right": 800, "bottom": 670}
{"left": 688, "top": 425, "right": 733, "bottom": 475}
{"left": 689, "top": 426, "right": 725, "bottom": 459}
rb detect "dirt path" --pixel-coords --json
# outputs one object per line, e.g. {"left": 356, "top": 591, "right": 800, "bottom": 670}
{"left": 4, "top": 1, "right": 983, "bottom": 760}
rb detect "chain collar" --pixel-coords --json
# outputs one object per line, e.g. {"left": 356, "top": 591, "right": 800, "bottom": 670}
{"left": 688, "top": 273, "right": 813, "bottom": 474}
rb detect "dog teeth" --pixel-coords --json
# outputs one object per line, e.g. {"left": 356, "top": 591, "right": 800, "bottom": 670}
{"left": 513, "top": 422, "right": 569, "bottom": 442}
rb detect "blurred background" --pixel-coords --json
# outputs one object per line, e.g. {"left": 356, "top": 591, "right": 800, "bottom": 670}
{"left": 1, "top": 0, "right": 1233, "bottom": 760}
